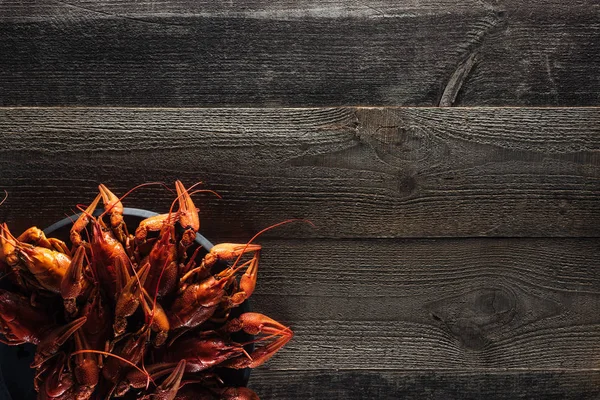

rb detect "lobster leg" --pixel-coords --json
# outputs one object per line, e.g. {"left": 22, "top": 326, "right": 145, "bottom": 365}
{"left": 178, "top": 246, "right": 202, "bottom": 277}
{"left": 0, "top": 333, "right": 26, "bottom": 346}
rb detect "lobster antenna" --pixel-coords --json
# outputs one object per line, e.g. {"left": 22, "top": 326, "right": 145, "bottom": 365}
{"left": 64, "top": 209, "right": 78, "bottom": 224}
{"left": 188, "top": 189, "right": 222, "bottom": 200}
{"left": 0, "top": 223, "right": 19, "bottom": 243}
{"left": 241, "top": 333, "right": 280, "bottom": 347}
{"left": 241, "top": 347, "right": 252, "bottom": 360}
{"left": 137, "top": 342, "right": 156, "bottom": 391}
{"left": 0, "top": 190, "right": 7, "bottom": 207}
{"left": 70, "top": 350, "right": 156, "bottom": 386}
{"left": 99, "top": 182, "right": 174, "bottom": 220}
{"left": 74, "top": 203, "right": 95, "bottom": 220}
{"left": 239, "top": 324, "right": 294, "bottom": 347}
{"left": 0, "top": 270, "right": 17, "bottom": 283}
{"left": 166, "top": 181, "right": 207, "bottom": 220}
{"left": 230, "top": 219, "right": 315, "bottom": 271}
{"left": 226, "top": 258, "right": 253, "bottom": 277}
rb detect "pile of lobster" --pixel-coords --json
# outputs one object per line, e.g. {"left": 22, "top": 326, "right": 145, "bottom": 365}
{"left": 0, "top": 181, "right": 295, "bottom": 400}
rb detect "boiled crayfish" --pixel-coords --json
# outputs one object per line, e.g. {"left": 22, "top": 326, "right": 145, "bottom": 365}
{"left": 0, "top": 181, "right": 303, "bottom": 400}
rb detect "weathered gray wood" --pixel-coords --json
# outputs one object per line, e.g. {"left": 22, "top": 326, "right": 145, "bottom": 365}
{"left": 4, "top": 0, "right": 596, "bottom": 21}
{"left": 0, "top": 107, "right": 598, "bottom": 238}
{"left": 0, "top": 1, "right": 598, "bottom": 106}
{"left": 249, "top": 370, "right": 600, "bottom": 400}
{"left": 246, "top": 238, "right": 600, "bottom": 371}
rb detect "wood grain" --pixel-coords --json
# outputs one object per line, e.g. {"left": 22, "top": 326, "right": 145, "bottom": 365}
{"left": 1, "top": 2, "right": 598, "bottom": 398}
{"left": 249, "top": 370, "right": 600, "bottom": 400}
{"left": 0, "top": 107, "right": 598, "bottom": 238}
{"left": 0, "top": 1, "right": 598, "bottom": 106}
{"left": 246, "top": 238, "right": 600, "bottom": 371}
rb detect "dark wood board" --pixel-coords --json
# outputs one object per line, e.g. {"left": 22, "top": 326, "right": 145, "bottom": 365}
{"left": 0, "top": 107, "right": 598, "bottom": 238}
{"left": 243, "top": 238, "right": 600, "bottom": 371}
{"left": 248, "top": 237, "right": 600, "bottom": 399}
{"left": 0, "top": 1, "right": 599, "bottom": 106}
{"left": 249, "top": 370, "right": 600, "bottom": 400}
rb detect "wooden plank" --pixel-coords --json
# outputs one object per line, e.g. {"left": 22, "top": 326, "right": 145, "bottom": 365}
{"left": 248, "top": 370, "right": 600, "bottom": 400}
{"left": 243, "top": 238, "right": 600, "bottom": 371}
{"left": 0, "top": 107, "right": 598, "bottom": 238}
{"left": 0, "top": 1, "right": 598, "bottom": 106}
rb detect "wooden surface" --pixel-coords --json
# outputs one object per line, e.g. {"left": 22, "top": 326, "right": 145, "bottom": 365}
{"left": 251, "top": 370, "right": 600, "bottom": 400}
{"left": 0, "top": 108, "right": 598, "bottom": 239}
{"left": 1, "top": 1, "right": 599, "bottom": 399}
{"left": 0, "top": 108, "right": 599, "bottom": 399}
{"left": 1, "top": 1, "right": 599, "bottom": 106}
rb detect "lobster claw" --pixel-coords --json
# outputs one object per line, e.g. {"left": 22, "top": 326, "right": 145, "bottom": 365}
{"left": 175, "top": 180, "right": 199, "bottom": 250}
{"left": 73, "top": 330, "right": 100, "bottom": 398}
{"left": 70, "top": 194, "right": 101, "bottom": 248}
{"left": 114, "top": 261, "right": 150, "bottom": 336}
{"left": 0, "top": 289, "right": 55, "bottom": 345}
{"left": 224, "top": 251, "right": 260, "bottom": 308}
{"left": 41, "top": 352, "right": 75, "bottom": 399}
{"left": 17, "top": 226, "right": 71, "bottom": 257}
{"left": 0, "top": 223, "right": 18, "bottom": 267}
{"left": 99, "top": 184, "right": 129, "bottom": 244}
{"left": 152, "top": 359, "right": 186, "bottom": 400}
{"left": 98, "top": 184, "right": 123, "bottom": 227}
{"left": 221, "top": 312, "right": 293, "bottom": 369}
{"left": 205, "top": 243, "right": 262, "bottom": 269}
{"left": 32, "top": 316, "right": 87, "bottom": 368}
{"left": 180, "top": 243, "right": 262, "bottom": 286}
{"left": 223, "top": 312, "right": 292, "bottom": 337}
{"left": 60, "top": 246, "right": 89, "bottom": 315}
{"left": 140, "top": 287, "right": 170, "bottom": 347}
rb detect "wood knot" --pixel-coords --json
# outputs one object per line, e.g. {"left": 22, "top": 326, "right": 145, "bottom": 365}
{"left": 370, "top": 125, "right": 431, "bottom": 163}
{"left": 427, "top": 287, "right": 517, "bottom": 350}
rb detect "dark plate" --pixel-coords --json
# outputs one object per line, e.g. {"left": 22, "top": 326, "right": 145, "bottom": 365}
{"left": 0, "top": 208, "right": 252, "bottom": 400}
